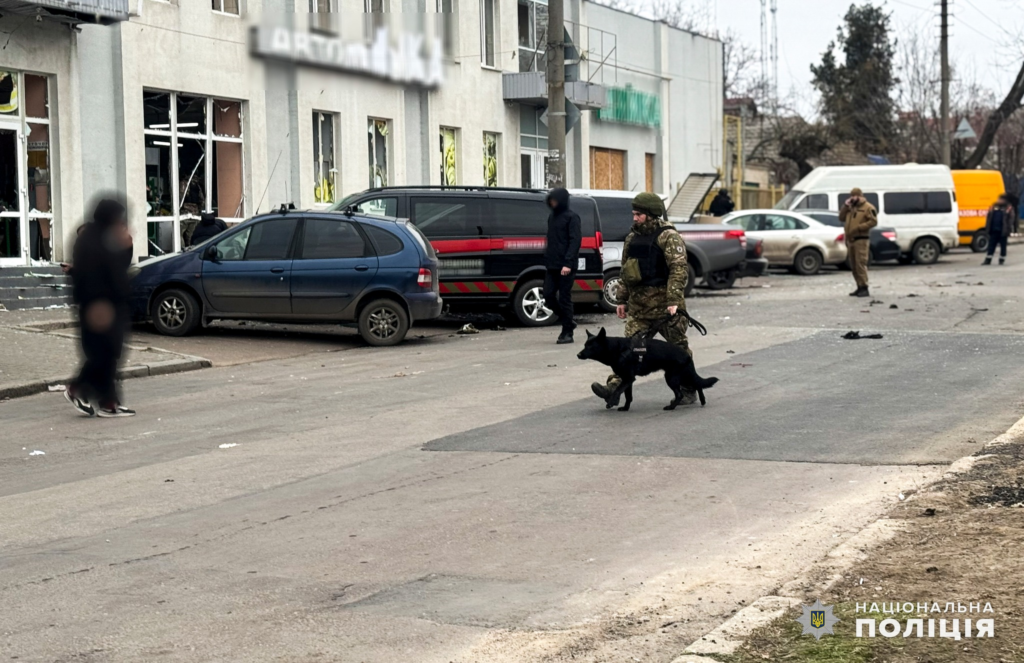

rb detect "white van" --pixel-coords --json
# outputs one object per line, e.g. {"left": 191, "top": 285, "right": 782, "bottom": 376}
{"left": 775, "top": 165, "right": 959, "bottom": 264}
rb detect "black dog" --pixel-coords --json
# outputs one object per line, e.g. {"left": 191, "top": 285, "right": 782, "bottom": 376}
{"left": 577, "top": 327, "right": 719, "bottom": 411}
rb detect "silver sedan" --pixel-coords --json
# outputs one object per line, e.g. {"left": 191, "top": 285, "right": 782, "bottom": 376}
{"left": 721, "top": 209, "right": 848, "bottom": 275}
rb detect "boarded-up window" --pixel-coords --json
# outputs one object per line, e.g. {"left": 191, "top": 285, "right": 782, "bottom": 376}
{"left": 589, "top": 147, "right": 625, "bottom": 190}
{"left": 645, "top": 153, "right": 654, "bottom": 192}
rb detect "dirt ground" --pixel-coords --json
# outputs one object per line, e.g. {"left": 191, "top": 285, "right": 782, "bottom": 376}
{"left": 726, "top": 440, "right": 1024, "bottom": 663}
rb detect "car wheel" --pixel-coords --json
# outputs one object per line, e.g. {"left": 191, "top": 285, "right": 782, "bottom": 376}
{"left": 151, "top": 288, "right": 201, "bottom": 337}
{"left": 599, "top": 270, "right": 620, "bottom": 313}
{"left": 970, "top": 232, "right": 989, "bottom": 253}
{"left": 793, "top": 248, "right": 823, "bottom": 275}
{"left": 705, "top": 268, "right": 737, "bottom": 290}
{"left": 912, "top": 237, "right": 941, "bottom": 265}
{"left": 358, "top": 299, "right": 409, "bottom": 346}
{"left": 685, "top": 263, "right": 696, "bottom": 297}
{"left": 513, "top": 278, "right": 556, "bottom": 327}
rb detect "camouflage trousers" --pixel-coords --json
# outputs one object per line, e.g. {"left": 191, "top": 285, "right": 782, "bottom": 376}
{"left": 605, "top": 314, "right": 693, "bottom": 391}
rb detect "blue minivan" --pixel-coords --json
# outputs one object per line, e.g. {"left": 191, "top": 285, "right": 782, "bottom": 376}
{"left": 128, "top": 208, "right": 442, "bottom": 346}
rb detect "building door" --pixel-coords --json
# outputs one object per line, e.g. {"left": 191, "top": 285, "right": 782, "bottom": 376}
{"left": 645, "top": 153, "right": 655, "bottom": 192}
{"left": 589, "top": 147, "right": 625, "bottom": 190}
{"left": 520, "top": 149, "right": 549, "bottom": 189}
{"left": 0, "top": 122, "right": 27, "bottom": 267}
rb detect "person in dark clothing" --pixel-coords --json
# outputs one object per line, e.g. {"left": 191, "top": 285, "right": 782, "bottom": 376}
{"left": 983, "top": 195, "right": 1015, "bottom": 265}
{"left": 189, "top": 212, "right": 228, "bottom": 246}
{"left": 543, "top": 187, "right": 582, "bottom": 344}
{"left": 65, "top": 197, "right": 136, "bottom": 418}
{"left": 708, "top": 189, "right": 735, "bottom": 217}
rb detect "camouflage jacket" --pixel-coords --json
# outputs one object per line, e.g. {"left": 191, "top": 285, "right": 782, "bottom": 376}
{"left": 615, "top": 217, "right": 688, "bottom": 311}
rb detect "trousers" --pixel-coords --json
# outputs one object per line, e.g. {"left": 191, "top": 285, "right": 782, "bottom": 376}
{"left": 848, "top": 238, "right": 870, "bottom": 288}
{"left": 543, "top": 268, "right": 576, "bottom": 332}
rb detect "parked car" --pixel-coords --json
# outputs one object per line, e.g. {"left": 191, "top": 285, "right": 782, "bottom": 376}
{"left": 128, "top": 208, "right": 442, "bottom": 346}
{"left": 331, "top": 187, "right": 603, "bottom": 326}
{"left": 774, "top": 164, "right": 958, "bottom": 264}
{"left": 802, "top": 210, "right": 901, "bottom": 265}
{"left": 568, "top": 189, "right": 747, "bottom": 311}
{"left": 721, "top": 209, "right": 847, "bottom": 275}
{"left": 952, "top": 169, "right": 1006, "bottom": 252}
{"left": 739, "top": 237, "right": 769, "bottom": 278}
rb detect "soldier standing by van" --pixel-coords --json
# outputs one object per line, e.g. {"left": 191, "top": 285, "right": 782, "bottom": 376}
{"left": 839, "top": 187, "right": 878, "bottom": 297}
{"left": 591, "top": 192, "right": 696, "bottom": 406}
{"left": 982, "top": 194, "right": 1015, "bottom": 265}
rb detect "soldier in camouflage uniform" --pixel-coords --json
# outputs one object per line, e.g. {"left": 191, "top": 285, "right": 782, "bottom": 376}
{"left": 591, "top": 192, "right": 697, "bottom": 405}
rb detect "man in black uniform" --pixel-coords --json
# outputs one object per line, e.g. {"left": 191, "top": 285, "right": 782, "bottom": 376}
{"left": 543, "top": 187, "right": 582, "bottom": 344}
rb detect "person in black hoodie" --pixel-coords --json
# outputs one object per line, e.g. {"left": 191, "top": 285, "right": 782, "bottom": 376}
{"left": 543, "top": 187, "right": 582, "bottom": 344}
{"left": 189, "top": 212, "right": 228, "bottom": 246}
{"left": 65, "top": 197, "right": 136, "bottom": 418}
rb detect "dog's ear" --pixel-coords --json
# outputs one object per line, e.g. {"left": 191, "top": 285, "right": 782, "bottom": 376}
{"left": 597, "top": 327, "right": 607, "bottom": 339}
{"left": 586, "top": 329, "right": 595, "bottom": 339}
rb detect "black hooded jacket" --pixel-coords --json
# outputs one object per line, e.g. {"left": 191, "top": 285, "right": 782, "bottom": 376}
{"left": 190, "top": 213, "right": 228, "bottom": 245}
{"left": 71, "top": 199, "right": 131, "bottom": 311}
{"left": 544, "top": 188, "right": 582, "bottom": 270}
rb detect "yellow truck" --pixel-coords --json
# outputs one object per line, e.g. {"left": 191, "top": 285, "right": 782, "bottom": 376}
{"left": 952, "top": 170, "right": 1006, "bottom": 252}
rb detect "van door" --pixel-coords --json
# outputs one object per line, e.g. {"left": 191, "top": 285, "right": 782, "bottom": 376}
{"left": 409, "top": 195, "right": 490, "bottom": 297}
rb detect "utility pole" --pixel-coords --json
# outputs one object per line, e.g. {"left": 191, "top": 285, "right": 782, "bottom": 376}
{"left": 939, "top": 0, "right": 951, "bottom": 166}
{"left": 545, "top": 0, "right": 566, "bottom": 188}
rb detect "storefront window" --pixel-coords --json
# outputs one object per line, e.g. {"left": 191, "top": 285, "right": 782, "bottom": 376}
{"left": 313, "top": 112, "right": 336, "bottom": 204}
{"left": 483, "top": 132, "right": 498, "bottom": 186}
{"left": 368, "top": 118, "right": 389, "bottom": 188}
{"left": 440, "top": 127, "right": 457, "bottom": 185}
{"left": 143, "top": 92, "right": 245, "bottom": 255}
{"left": 0, "top": 71, "right": 54, "bottom": 264}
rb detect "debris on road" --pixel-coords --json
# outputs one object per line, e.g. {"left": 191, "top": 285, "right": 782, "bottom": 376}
{"left": 218, "top": 443, "right": 239, "bottom": 449}
{"left": 28, "top": 450, "right": 45, "bottom": 456}
{"left": 726, "top": 350, "right": 735, "bottom": 354}
{"left": 458, "top": 324, "right": 480, "bottom": 335}
{"left": 889, "top": 304, "right": 898, "bottom": 309}
{"left": 47, "top": 384, "right": 66, "bottom": 392}
{"left": 730, "top": 363, "right": 753, "bottom": 368}
{"left": 842, "top": 331, "right": 884, "bottom": 340}
{"left": 869, "top": 300, "right": 884, "bottom": 306}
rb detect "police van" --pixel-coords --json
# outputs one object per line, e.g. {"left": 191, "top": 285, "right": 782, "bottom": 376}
{"left": 331, "top": 186, "right": 604, "bottom": 325}
{"left": 775, "top": 165, "right": 959, "bottom": 264}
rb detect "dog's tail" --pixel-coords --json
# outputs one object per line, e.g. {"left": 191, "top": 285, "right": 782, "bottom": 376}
{"left": 697, "top": 376, "right": 719, "bottom": 390}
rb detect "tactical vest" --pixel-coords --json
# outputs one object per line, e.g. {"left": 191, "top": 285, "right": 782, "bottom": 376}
{"left": 626, "top": 226, "right": 673, "bottom": 287}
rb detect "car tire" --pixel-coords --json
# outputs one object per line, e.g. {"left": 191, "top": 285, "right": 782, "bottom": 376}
{"left": 705, "top": 268, "right": 737, "bottom": 290}
{"left": 358, "top": 299, "right": 409, "bottom": 346}
{"left": 151, "top": 288, "right": 201, "bottom": 337}
{"left": 793, "top": 248, "right": 823, "bottom": 276}
{"left": 512, "top": 278, "right": 556, "bottom": 327}
{"left": 970, "top": 232, "right": 989, "bottom": 253}
{"left": 912, "top": 237, "right": 941, "bottom": 265}
{"left": 685, "top": 263, "right": 696, "bottom": 297}
{"left": 600, "top": 269, "right": 620, "bottom": 313}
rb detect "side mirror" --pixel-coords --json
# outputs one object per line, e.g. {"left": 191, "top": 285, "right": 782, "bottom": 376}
{"left": 203, "top": 245, "right": 220, "bottom": 262}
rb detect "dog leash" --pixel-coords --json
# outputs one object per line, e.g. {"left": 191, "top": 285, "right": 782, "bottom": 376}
{"left": 629, "top": 311, "right": 709, "bottom": 364}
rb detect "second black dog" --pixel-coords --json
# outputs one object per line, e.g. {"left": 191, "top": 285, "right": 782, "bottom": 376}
{"left": 576, "top": 327, "right": 719, "bottom": 411}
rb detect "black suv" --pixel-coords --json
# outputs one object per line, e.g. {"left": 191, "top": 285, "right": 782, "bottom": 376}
{"left": 331, "top": 187, "right": 604, "bottom": 326}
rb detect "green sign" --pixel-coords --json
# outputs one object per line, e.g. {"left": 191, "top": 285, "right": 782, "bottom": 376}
{"left": 598, "top": 87, "right": 660, "bottom": 128}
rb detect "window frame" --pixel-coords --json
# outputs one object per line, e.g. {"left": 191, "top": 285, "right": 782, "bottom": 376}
{"left": 297, "top": 216, "right": 373, "bottom": 260}
{"left": 211, "top": 0, "right": 240, "bottom": 16}
{"left": 144, "top": 91, "right": 246, "bottom": 255}
{"left": 479, "top": 0, "right": 496, "bottom": 67}
{"left": 437, "top": 0, "right": 456, "bottom": 59}
{"left": 440, "top": 126, "right": 458, "bottom": 185}
{"left": 881, "top": 192, "right": 928, "bottom": 216}
{"left": 312, "top": 111, "right": 337, "bottom": 206}
{"left": 242, "top": 217, "right": 299, "bottom": 261}
{"left": 368, "top": 118, "right": 390, "bottom": 188}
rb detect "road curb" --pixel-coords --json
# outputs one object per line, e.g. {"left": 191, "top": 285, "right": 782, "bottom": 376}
{"left": 0, "top": 355, "right": 212, "bottom": 401}
{"left": 672, "top": 411, "right": 1024, "bottom": 662}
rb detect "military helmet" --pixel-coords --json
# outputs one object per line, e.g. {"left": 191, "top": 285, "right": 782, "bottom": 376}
{"left": 631, "top": 192, "right": 665, "bottom": 218}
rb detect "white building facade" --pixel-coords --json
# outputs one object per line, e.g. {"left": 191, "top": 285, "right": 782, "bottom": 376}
{"left": 0, "top": 0, "right": 722, "bottom": 266}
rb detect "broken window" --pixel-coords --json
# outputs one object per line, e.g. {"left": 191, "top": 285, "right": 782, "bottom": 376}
{"left": 0, "top": 71, "right": 17, "bottom": 116}
{"left": 440, "top": 127, "right": 458, "bottom": 185}
{"left": 309, "top": 0, "right": 332, "bottom": 32}
{"left": 483, "top": 132, "right": 498, "bottom": 187}
{"left": 312, "top": 112, "right": 336, "bottom": 204}
{"left": 143, "top": 92, "right": 245, "bottom": 254}
{"left": 368, "top": 119, "right": 389, "bottom": 188}
{"left": 517, "top": 0, "right": 546, "bottom": 72}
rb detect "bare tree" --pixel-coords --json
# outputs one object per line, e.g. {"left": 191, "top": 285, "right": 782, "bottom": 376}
{"left": 722, "top": 28, "right": 765, "bottom": 101}
{"left": 964, "top": 62, "right": 1024, "bottom": 169}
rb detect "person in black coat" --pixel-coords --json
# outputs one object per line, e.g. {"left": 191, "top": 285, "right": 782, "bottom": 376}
{"left": 65, "top": 197, "right": 136, "bottom": 418}
{"left": 189, "top": 212, "right": 228, "bottom": 246}
{"left": 983, "top": 194, "right": 1016, "bottom": 266}
{"left": 543, "top": 187, "right": 582, "bottom": 344}
{"left": 708, "top": 189, "right": 734, "bottom": 217}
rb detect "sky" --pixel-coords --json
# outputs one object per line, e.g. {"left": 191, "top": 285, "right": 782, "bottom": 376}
{"left": 715, "top": 0, "right": 1023, "bottom": 115}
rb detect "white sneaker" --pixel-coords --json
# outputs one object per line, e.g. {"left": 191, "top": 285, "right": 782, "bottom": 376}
{"left": 64, "top": 388, "right": 95, "bottom": 417}
{"left": 97, "top": 405, "right": 136, "bottom": 418}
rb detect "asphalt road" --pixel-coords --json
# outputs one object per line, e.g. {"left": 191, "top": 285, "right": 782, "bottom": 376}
{"left": 2, "top": 250, "right": 1023, "bottom": 662}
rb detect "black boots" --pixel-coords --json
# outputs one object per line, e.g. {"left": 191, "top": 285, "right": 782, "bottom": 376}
{"left": 849, "top": 286, "right": 870, "bottom": 297}
{"left": 983, "top": 257, "right": 992, "bottom": 265}
{"left": 556, "top": 322, "right": 576, "bottom": 344}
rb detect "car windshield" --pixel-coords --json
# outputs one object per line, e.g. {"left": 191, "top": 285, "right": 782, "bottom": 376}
{"left": 775, "top": 190, "right": 803, "bottom": 210}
